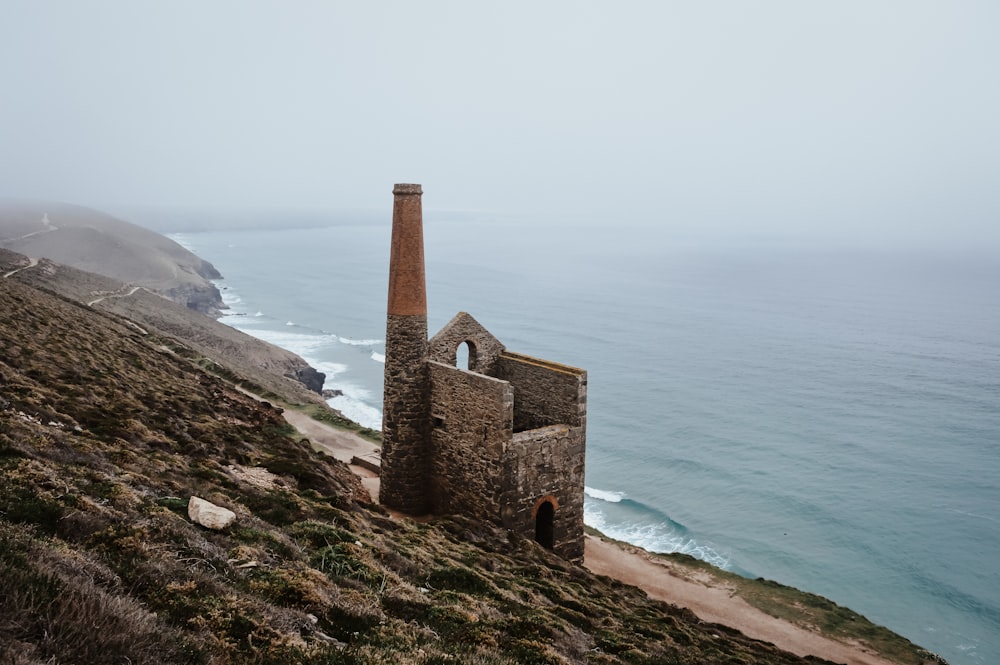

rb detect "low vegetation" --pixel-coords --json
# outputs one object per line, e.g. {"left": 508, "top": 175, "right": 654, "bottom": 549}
{"left": 297, "top": 403, "right": 383, "bottom": 445}
{"left": 1, "top": 259, "right": 933, "bottom": 664}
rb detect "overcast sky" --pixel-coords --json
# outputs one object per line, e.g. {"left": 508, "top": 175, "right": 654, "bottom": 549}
{"left": 2, "top": 1, "right": 998, "bottom": 245}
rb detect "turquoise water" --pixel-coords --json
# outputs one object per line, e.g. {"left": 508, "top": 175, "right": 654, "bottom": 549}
{"left": 174, "top": 216, "right": 1000, "bottom": 664}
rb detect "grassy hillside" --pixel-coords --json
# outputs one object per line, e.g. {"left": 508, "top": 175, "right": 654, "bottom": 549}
{"left": 1, "top": 260, "right": 938, "bottom": 664}
{"left": 0, "top": 248, "right": 326, "bottom": 407}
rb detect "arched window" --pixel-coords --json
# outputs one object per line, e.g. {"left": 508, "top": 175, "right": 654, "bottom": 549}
{"left": 455, "top": 340, "right": 477, "bottom": 371}
{"left": 534, "top": 501, "right": 555, "bottom": 549}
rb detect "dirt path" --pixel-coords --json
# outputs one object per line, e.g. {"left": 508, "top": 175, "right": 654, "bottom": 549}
{"left": 2, "top": 256, "right": 39, "bottom": 279}
{"left": 87, "top": 285, "right": 143, "bottom": 307}
{"left": 279, "top": 409, "right": 382, "bottom": 501}
{"left": 584, "top": 535, "right": 898, "bottom": 665}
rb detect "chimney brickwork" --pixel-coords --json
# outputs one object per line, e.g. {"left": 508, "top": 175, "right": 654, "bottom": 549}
{"left": 380, "top": 184, "right": 431, "bottom": 514}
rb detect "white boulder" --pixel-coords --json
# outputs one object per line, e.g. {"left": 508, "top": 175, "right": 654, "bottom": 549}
{"left": 188, "top": 496, "right": 236, "bottom": 530}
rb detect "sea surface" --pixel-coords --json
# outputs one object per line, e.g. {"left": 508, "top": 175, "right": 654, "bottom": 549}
{"left": 172, "top": 215, "right": 1000, "bottom": 665}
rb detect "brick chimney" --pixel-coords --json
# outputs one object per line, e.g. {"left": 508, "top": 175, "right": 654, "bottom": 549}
{"left": 379, "top": 184, "right": 430, "bottom": 513}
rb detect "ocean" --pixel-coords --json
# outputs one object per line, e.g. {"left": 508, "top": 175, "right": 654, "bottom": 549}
{"left": 171, "top": 215, "right": 1000, "bottom": 665}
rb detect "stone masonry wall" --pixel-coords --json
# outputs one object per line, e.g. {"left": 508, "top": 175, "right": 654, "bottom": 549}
{"left": 427, "top": 360, "right": 513, "bottom": 520}
{"left": 427, "top": 312, "right": 506, "bottom": 374}
{"left": 380, "top": 314, "right": 430, "bottom": 513}
{"left": 502, "top": 425, "right": 586, "bottom": 562}
{"left": 493, "top": 352, "right": 587, "bottom": 432}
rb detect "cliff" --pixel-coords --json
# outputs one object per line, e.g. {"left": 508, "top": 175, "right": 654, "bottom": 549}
{"left": 0, "top": 251, "right": 938, "bottom": 664}
{"left": 0, "top": 200, "right": 224, "bottom": 315}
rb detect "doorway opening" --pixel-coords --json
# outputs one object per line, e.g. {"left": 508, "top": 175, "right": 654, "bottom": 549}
{"left": 534, "top": 501, "right": 555, "bottom": 549}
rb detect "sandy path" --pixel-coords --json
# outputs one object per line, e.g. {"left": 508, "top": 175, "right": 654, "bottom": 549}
{"left": 584, "top": 535, "right": 898, "bottom": 665}
{"left": 281, "top": 409, "right": 382, "bottom": 501}
{"left": 281, "top": 407, "right": 898, "bottom": 665}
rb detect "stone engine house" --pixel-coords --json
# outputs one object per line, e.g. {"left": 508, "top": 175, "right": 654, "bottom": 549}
{"left": 380, "top": 184, "right": 587, "bottom": 561}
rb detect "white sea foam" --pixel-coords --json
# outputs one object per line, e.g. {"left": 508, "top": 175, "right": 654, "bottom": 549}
{"left": 327, "top": 394, "right": 382, "bottom": 431}
{"left": 584, "top": 500, "right": 731, "bottom": 570}
{"left": 286, "top": 321, "right": 295, "bottom": 326}
{"left": 310, "top": 360, "right": 351, "bottom": 379}
{"left": 220, "top": 290, "right": 243, "bottom": 308}
{"left": 584, "top": 486, "right": 625, "bottom": 503}
{"left": 371, "top": 351, "right": 386, "bottom": 364}
{"left": 211, "top": 279, "right": 245, "bottom": 312}
{"left": 231, "top": 327, "right": 334, "bottom": 360}
{"left": 338, "top": 336, "right": 384, "bottom": 346}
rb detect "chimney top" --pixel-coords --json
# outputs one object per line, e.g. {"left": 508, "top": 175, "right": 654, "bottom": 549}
{"left": 393, "top": 183, "right": 422, "bottom": 195}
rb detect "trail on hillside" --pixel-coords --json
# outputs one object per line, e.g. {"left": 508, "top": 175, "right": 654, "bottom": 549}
{"left": 584, "top": 536, "right": 900, "bottom": 665}
{"left": 237, "top": 389, "right": 382, "bottom": 502}
{"left": 2, "top": 256, "right": 38, "bottom": 279}
{"left": 87, "top": 285, "right": 144, "bottom": 306}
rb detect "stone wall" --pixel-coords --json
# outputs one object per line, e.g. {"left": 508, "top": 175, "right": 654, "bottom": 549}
{"left": 427, "top": 312, "right": 507, "bottom": 374}
{"left": 502, "top": 425, "right": 587, "bottom": 562}
{"left": 427, "top": 360, "right": 513, "bottom": 520}
{"left": 380, "top": 184, "right": 587, "bottom": 562}
{"left": 380, "top": 314, "right": 431, "bottom": 513}
{"left": 493, "top": 352, "right": 587, "bottom": 432}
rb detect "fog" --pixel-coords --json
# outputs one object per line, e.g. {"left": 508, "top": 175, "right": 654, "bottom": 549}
{"left": 2, "top": 1, "right": 998, "bottom": 247}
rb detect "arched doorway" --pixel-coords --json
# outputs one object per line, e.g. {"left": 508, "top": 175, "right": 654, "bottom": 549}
{"left": 534, "top": 501, "right": 555, "bottom": 549}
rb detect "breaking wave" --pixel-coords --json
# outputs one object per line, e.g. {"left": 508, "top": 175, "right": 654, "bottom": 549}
{"left": 584, "top": 487, "right": 732, "bottom": 570}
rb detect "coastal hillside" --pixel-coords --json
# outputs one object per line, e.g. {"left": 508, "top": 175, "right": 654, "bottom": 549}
{"left": 0, "top": 247, "right": 327, "bottom": 405}
{"left": 0, "top": 200, "right": 224, "bottom": 314}
{"left": 0, "top": 241, "right": 883, "bottom": 663}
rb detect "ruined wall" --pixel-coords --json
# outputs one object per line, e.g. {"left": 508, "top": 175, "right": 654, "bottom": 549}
{"left": 380, "top": 183, "right": 587, "bottom": 561}
{"left": 427, "top": 312, "right": 506, "bottom": 374}
{"left": 427, "top": 360, "right": 513, "bottom": 520}
{"left": 502, "top": 425, "right": 587, "bottom": 562}
{"left": 493, "top": 352, "right": 587, "bottom": 432}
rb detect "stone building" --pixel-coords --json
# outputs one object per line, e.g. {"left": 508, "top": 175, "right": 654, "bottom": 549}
{"left": 380, "top": 184, "right": 587, "bottom": 561}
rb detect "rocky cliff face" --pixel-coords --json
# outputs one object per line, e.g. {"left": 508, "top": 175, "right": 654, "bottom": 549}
{"left": 162, "top": 280, "right": 226, "bottom": 316}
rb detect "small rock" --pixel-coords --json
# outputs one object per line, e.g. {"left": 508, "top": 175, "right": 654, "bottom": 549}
{"left": 188, "top": 496, "right": 236, "bottom": 530}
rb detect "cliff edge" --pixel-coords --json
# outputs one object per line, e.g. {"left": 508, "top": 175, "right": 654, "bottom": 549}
{"left": 0, "top": 199, "right": 224, "bottom": 315}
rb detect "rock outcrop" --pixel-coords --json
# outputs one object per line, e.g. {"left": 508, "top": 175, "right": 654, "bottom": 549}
{"left": 295, "top": 366, "right": 327, "bottom": 394}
